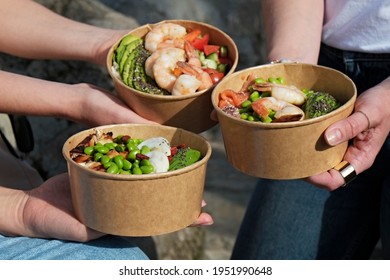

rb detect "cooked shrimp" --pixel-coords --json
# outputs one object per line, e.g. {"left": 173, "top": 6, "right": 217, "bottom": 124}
{"left": 251, "top": 97, "right": 305, "bottom": 122}
{"left": 172, "top": 74, "right": 202, "bottom": 96}
{"left": 253, "top": 82, "right": 307, "bottom": 105}
{"left": 184, "top": 40, "right": 201, "bottom": 67}
{"left": 152, "top": 48, "right": 186, "bottom": 92}
{"left": 144, "top": 47, "right": 183, "bottom": 79}
{"left": 144, "top": 23, "right": 187, "bottom": 52}
{"left": 176, "top": 61, "right": 213, "bottom": 91}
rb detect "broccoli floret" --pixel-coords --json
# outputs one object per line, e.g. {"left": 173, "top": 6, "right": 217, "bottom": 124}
{"left": 304, "top": 91, "right": 341, "bottom": 119}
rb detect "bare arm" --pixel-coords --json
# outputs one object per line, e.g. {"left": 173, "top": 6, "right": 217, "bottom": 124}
{"left": 0, "top": 71, "right": 155, "bottom": 126}
{"left": 0, "top": 0, "right": 126, "bottom": 65}
{"left": 261, "top": 0, "right": 324, "bottom": 63}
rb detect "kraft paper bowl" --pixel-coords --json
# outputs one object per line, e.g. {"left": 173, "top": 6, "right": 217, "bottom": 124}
{"left": 106, "top": 19, "right": 238, "bottom": 133}
{"left": 211, "top": 63, "right": 357, "bottom": 179}
{"left": 62, "top": 124, "right": 212, "bottom": 236}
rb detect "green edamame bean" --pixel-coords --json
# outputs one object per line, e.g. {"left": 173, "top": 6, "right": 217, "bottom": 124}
{"left": 100, "top": 155, "right": 111, "bottom": 165}
{"left": 95, "top": 145, "right": 109, "bottom": 154}
{"left": 122, "top": 159, "right": 132, "bottom": 171}
{"left": 114, "top": 155, "right": 124, "bottom": 169}
{"left": 94, "top": 152, "right": 103, "bottom": 162}
{"left": 268, "top": 77, "right": 278, "bottom": 84}
{"left": 241, "top": 100, "right": 252, "bottom": 108}
{"left": 114, "top": 135, "right": 123, "bottom": 143}
{"left": 120, "top": 170, "right": 131, "bottom": 175}
{"left": 240, "top": 113, "right": 249, "bottom": 120}
{"left": 104, "top": 143, "right": 116, "bottom": 150}
{"left": 115, "top": 144, "right": 126, "bottom": 152}
{"left": 254, "top": 77, "right": 266, "bottom": 84}
{"left": 126, "top": 143, "right": 138, "bottom": 152}
{"left": 250, "top": 91, "right": 260, "bottom": 102}
{"left": 140, "top": 165, "right": 154, "bottom": 174}
{"left": 103, "top": 161, "right": 114, "bottom": 169}
{"left": 140, "top": 159, "right": 152, "bottom": 166}
{"left": 277, "top": 77, "right": 285, "bottom": 84}
{"left": 132, "top": 166, "right": 142, "bottom": 175}
{"left": 128, "top": 149, "right": 139, "bottom": 161}
{"left": 83, "top": 146, "right": 94, "bottom": 155}
{"left": 107, "top": 163, "right": 119, "bottom": 174}
{"left": 140, "top": 145, "right": 151, "bottom": 155}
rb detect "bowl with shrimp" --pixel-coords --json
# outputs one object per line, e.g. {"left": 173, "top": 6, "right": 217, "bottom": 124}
{"left": 106, "top": 19, "right": 238, "bottom": 133}
{"left": 211, "top": 63, "right": 357, "bottom": 179}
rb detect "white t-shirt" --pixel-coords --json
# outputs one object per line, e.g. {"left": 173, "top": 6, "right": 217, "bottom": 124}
{"left": 322, "top": 0, "right": 390, "bottom": 53}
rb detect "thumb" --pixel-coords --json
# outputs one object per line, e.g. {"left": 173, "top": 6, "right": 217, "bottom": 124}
{"left": 325, "top": 110, "right": 370, "bottom": 146}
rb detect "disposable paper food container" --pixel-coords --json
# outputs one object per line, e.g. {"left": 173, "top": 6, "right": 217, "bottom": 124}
{"left": 62, "top": 124, "right": 212, "bottom": 236}
{"left": 106, "top": 19, "right": 238, "bottom": 134}
{"left": 211, "top": 63, "right": 357, "bottom": 179}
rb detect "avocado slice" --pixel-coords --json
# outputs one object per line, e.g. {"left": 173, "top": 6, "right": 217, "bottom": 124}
{"left": 114, "top": 34, "right": 141, "bottom": 63}
{"left": 118, "top": 39, "right": 142, "bottom": 74}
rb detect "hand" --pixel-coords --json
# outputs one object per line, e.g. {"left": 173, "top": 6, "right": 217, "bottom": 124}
{"left": 306, "top": 78, "right": 390, "bottom": 191}
{"left": 72, "top": 83, "right": 156, "bottom": 126}
{"left": 23, "top": 173, "right": 104, "bottom": 242}
{"left": 189, "top": 200, "right": 214, "bottom": 227}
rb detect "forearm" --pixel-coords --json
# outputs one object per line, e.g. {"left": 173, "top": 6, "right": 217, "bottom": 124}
{"left": 0, "top": 70, "right": 84, "bottom": 122}
{"left": 261, "top": 0, "right": 324, "bottom": 63}
{"left": 0, "top": 0, "right": 126, "bottom": 65}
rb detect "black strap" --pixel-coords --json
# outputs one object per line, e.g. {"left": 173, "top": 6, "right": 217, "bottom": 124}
{"left": 8, "top": 115, "right": 34, "bottom": 154}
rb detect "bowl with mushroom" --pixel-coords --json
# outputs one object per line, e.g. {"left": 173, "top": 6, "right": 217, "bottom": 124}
{"left": 62, "top": 124, "right": 212, "bottom": 236}
{"left": 211, "top": 63, "right": 357, "bottom": 179}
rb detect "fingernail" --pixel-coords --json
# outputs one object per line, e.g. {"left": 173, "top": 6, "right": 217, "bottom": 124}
{"left": 326, "top": 128, "right": 343, "bottom": 146}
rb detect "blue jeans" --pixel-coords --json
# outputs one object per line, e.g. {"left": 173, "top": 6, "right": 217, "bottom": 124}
{"left": 0, "top": 234, "right": 149, "bottom": 260}
{"left": 231, "top": 44, "right": 390, "bottom": 260}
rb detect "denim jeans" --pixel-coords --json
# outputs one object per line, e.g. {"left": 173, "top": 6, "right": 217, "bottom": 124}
{"left": 231, "top": 44, "right": 390, "bottom": 260}
{"left": 0, "top": 234, "right": 149, "bottom": 260}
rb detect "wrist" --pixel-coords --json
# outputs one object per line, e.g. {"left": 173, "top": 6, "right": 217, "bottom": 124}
{"left": 0, "top": 187, "right": 29, "bottom": 236}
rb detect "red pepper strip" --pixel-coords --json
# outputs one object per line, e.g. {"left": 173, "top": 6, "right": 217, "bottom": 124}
{"left": 219, "top": 89, "right": 250, "bottom": 108}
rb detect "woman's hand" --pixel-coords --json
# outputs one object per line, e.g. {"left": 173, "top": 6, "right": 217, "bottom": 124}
{"left": 21, "top": 173, "right": 104, "bottom": 242}
{"left": 73, "top": 83, "right": 156, "bottom": 127}
{"left": 306, "top": 78, "right": 390, "bottom": 191}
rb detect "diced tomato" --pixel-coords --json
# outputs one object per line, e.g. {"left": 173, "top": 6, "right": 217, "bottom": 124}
{"left": 204, "top": 68, "right": 225, "bottom": 84}
{"left": 192, "top": 34, "right": 209, "bottom": 52}
{"left": 204, "top": 45, "right": 220, "bottom": 56}
{"left": 184, "top": 29, "right": 202, "bottom": 42}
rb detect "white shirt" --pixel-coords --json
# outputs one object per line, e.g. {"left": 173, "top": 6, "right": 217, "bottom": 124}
{"left": 322, "top": 0, "right": 390, "bottom": 53}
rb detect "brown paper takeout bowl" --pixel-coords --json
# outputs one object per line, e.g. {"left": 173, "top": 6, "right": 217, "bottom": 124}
{"left": 106, "top": 19, "right": 238, "bottom": 134}
{"left": 62, "top": 124, "right": 212, "bottom": 236}
{"left": 211, "top": 63, "right": 357, "bottom": 179}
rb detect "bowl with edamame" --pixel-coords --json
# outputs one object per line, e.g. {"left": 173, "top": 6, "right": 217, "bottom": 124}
{"left": 211, "top": 63, "right": 357, "bottom": 179}
{"left": 62, "top": 123, "right": 212, "bottom": 236}
{"left": 106, "top": 19, "right": 238, "bottom": 133}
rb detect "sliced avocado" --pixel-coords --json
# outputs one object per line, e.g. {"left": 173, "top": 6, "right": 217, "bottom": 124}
{"left": 119, "top": 39, "right": 142, "bottom": 74}
{"left": 121, "top": 44, "right": 141, "bottom": 87}
{"left": 114, "top": 34, "right": 141, "bottom": 63}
